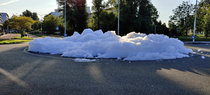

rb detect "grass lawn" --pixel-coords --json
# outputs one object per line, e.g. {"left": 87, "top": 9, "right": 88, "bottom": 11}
{"left": 0, "top": 36, "right": 33, "bottom": 44}
{"left": 13, "top": 36, "right": 33, "bottom": 40}
{"left": 34, "top": 34, "right": 45, "bottom": 37}
{"left": 0, "top": 40, "right": 31, "bottom": 44}
{"left": 178, "top": 35, "right": 210, "bottom": 41}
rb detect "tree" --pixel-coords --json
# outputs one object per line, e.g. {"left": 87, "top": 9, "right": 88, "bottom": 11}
{"left": 112, "top": 0, "right": 158, "bottom": 35}
{"left": 9, "top": 15, "right": 35, "bottom": 37}
{"left": 170, "top": 1, "right": 194, "bottom": 37}
{"left": 22, "top": 10, "right": 39, "bottom": 20}
{"left": 43, "top": 15, "right": 61, "bottom": 33}
{"left": 10, "top": 16, "right": 34, "bottom": 30}
{"left": 168, "top": 20, "right": 178, "bottom": 36}
{"left": 2, "top": 20, "right": 10, "bottom": 30}
{"left": 32, "top": 20, "right": 41, "bottom": 31}
{"left": 32, "top": 12, "right": 39, "bottom": 20}
{"left": 22, "top": 10, "right": 32, "bottom": 17}
{"left": 92, "top": 0, "right": 105, "bottom": 30}
{"left": 203, "top": 5, "right": 210, "bottom": 38}
{"left": 57, "top": 0, "right": 88, "bottom": 35}
{"left": 99, "top": 10, "right": 117, "bottom": 32}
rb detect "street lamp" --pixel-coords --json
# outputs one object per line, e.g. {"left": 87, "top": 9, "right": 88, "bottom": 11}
{"left": 38, "top": 14, "right": 45, "bottom": 35}
{"left": 59, "top": 0, "right": 67, "bottom": 37}
{"left": 193, "top": 0, "right": 198, "bottom": 42}
{"left": 65, "top": 0, "right": 66, "bottom": 37}
{"left": 116, "top": 0, "right": 120, "bottom": 35}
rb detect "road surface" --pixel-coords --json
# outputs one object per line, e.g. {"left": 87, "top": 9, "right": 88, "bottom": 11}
{"left": 0, "top": 43, "right": 210, "bottom": 95}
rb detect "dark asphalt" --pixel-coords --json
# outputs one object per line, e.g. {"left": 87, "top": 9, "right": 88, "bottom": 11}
{"left": 0, "top": 43, "right": 210, "bottom": 95}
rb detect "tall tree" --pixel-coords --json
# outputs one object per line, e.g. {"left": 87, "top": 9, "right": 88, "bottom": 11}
{"left": 22, "top": 10, "right": 32, "bottom": 17}
{"left": 32, "top": 12, "right": 39, "bottom": 20}
{"left": 203, "top": 4, "right": 210, "bottom": 38}
{"left": 9, "top": 15, "right": 34, "bottom": 30}
{"left": 9, "top": 15, "right": 35, "bottom": 37}
{"left": 43, "top": 15, "right": 61, "bottom": 33}
{"left": 57, "top": 0, "right": 88, "bottom": 35}
{"left": 170, "top": 1, "right": 194, "bottom": 36}
{"left": 109, "top": 0, "right": 158, "bottom": 35}
{"left": 92, "top": 0, "right": 105, "bottom": 30}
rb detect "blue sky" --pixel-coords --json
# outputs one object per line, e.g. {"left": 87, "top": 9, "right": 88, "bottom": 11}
{"left": 0, "top": 0, "right": 197, "bottom": 26}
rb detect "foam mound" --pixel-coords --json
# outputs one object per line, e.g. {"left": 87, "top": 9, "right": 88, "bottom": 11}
{"left": 29, "top": 28, "right": 193, "bottom": 60}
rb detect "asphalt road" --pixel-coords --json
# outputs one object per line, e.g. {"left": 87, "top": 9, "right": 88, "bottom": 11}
{"left": 0, "top": 34, "right": 20, "bottom": 40}
{"left": 0, "top": 42, "right": 210, "bottom": 95}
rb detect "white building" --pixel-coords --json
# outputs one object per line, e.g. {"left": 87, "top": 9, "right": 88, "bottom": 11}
{"left": 50, "top": 9, "right": 61, "bottom": 17}
{"left": 0, "top": 13, "right": 9, "bottom": 23}
{"left": 87, "top": 6, "right": 91, "bottom": 17}
{"left": 0, "top": 13, "right": 2, "bottom": 26}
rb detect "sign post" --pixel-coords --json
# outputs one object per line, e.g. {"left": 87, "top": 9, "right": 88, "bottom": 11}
{"left": 56, "top": 27, "right": 59, "bottom": 31}
{"left": 191, "top": 35, "right": 195, "bottom": 41}
{"left": 64, "top": 33, "right": 67, "bottom": 37}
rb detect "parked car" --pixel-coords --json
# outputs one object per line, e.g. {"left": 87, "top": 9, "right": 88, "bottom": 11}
{"left": 54, "top": 32, "right": 60, "bottom": 35}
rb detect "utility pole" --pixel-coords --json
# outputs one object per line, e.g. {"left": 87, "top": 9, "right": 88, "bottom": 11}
{"left": 116, "top": 0, "right": 120, "bottom": 35}
{"left": 65, "top": 0, "right": 67, "bottom": 37}
{"left": 193, "top": 0, "right": 198, "bottom": 42}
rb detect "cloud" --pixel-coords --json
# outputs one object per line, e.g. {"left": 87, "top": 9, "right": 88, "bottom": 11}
{"left": 0, "top": 0, "right": 19, "bottom": 6}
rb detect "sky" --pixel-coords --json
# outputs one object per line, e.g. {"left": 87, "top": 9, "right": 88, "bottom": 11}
{"left": 0, "top": 0, "right": 197, "bottom": 27}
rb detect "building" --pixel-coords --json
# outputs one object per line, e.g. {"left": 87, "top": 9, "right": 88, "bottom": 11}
{"left": 0, "top": 13, "right": 2, "bottom": 26}
{"left": 45, "top": 9, "right": 61, "bottom": 18}
{"left": 87, "top": 6, "right": 91, "bottom": 17}
{"left": 0, "top": 12, "right": 9, "bottom": 23}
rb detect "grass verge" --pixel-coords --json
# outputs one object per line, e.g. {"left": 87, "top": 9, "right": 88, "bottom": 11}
{"left": 178, "top": 36, "right": 210, "bottom": 41}
{"left": 13, "top": 36, "right": 33, "bottom": 40}
{"left": 34, "top": 34, "right": 45, "bottom": 37}
{"left": 0, "top": 40, "right": 31, "bottom": 44}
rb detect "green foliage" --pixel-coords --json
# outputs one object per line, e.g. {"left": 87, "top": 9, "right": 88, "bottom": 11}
{"left": 92, "top": 0, "right": 105, "bottom": 29}
{"left": 22, "top": 10, "right": 39, "bottom": 20}
{"left": 43, "top": 15, "right": 61, "bottom": 34}
{"left": 32, "top": 20, "right": 41, "bottom": 31}
{"left": 9, "top": 15, "right": 35, "bottom": 30}
{"left": 203, "top": 5, "right": 210, "bottom": 38}
{"left": 13, "top": 36, "right": 33, "bottom": 40}
{"left": 34, "top": 34, "right": 45, "bottom": 37}
{"left": 0, "top": 40, "right": 31, "bottom": 44}
{"left": 178, "top": 36, "right": 210, "bottom": 41}
{"left": 57, "top": 0, "right": 88, "bottom": 35}
{"left": 99, "top": 10, "right": 117, "bottom": 32}
{"left": 2, "top": 20, "right": 9, "bottom": 29}
{"left": 170, "top": 1, "right": 194, "bottom": 36}
{"left": 22, "top": 10, "right": 32, "bottom": 17}
{"left": 155, "top": 21, "right": 169, "bottom": 35}
{"left": 119, "top": 0, "right": 159, "bottom": 35}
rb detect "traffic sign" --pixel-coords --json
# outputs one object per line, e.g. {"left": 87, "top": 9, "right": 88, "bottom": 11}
{"left": 191, "top": 35, "right": 195, "bottom": 39}
{"left": 56, "top": 27, "right": 59, "bottom": 30}
{"left": 64, "top": 33, "right": 67, "bottom": 37}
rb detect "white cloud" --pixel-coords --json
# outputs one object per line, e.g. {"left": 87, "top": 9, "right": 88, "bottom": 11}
{"left": 0, "top": 0, "right": 19, "bottom": 6}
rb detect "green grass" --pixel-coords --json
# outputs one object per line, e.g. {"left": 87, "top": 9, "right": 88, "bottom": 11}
{"left": 0, "top": 40, "right": 31, "bottom": 44}
{"left": 34, "top": 34, "right": 45, "bottom": 37}
{"left": 13, "top": 36, "right": 33, "bottom": 40}
{"left": 178, "top": 35, "right": 210, "bottom": 41}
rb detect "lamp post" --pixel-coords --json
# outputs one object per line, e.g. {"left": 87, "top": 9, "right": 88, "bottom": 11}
{"left": 116, "top": 0, "right": 120, "bottom": 35}
{"left": 38, "top": 14, "right": 44, "bottom": 35}
{"left": 193, "top": 0, "right": 198, "bottom": 42}
{"left": 59, "top": 0, "right": 67, "bottom": 37}
{"left": 65, "top": 0, "right": 66, "bottom": 37}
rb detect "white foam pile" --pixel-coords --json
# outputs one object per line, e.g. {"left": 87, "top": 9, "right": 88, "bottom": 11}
{"left": 29, "top": 29, "right": 193, "bottom": 60}
{"left": 74, "top": 58, "right": 96, "bottom": 62}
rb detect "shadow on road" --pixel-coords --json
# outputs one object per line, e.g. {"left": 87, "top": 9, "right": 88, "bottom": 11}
{"left": 0, "top": 43, "right": 210, "bottom": 95}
